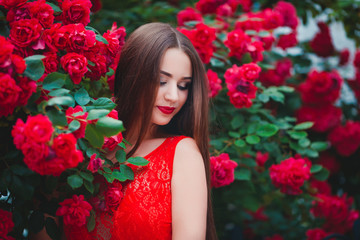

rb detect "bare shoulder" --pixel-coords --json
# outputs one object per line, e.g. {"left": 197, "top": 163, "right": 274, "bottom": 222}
{"left": 174, "top": 137, "right": 203, "bottom": 162}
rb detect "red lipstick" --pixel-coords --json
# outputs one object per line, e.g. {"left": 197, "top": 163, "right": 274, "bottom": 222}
{"left": 157, "top": 106, "right": 175, "bottom": 114}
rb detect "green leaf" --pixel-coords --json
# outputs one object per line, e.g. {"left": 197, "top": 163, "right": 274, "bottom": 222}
{"left": 288, "top": 131, "right": 307, "bottom": 139}
{"left": 103, "top": 167, "right": 112, "bottom": 173}
{"left": 79, "top": 172, "right": 94, "bottom": 182}
{"left": 45, "top": 217, "right": 61, "bottom": 240}
{"left": 68, "top": 120, "right": 80, "bottom": 132}
{"left": 47, "top": 96, "right": 75, "bottom": 107}
{"left": 120, "top": 165, "right": 134, "bottom": 180}
{"left": 28, "top": 210, "right": 45, "bottom": 233}
{"left": 311, "top": 141, "right": 329, "bottom": 151}
{"left": 96, "top": 117, "right": 124, "bottom": 137}
{"left": 293, "top": 122, "right": 314, "bottom": 130}
{"left": 24, "top": 55, "right": 45, "bottom": 81}
{"left": 106, "top": 68, "right": 114, "bottom": 76}
{"left": 87, "top": 97, "right": 116, "bottom": 110}
{"left": 231, "top": 115, "right": 244, "bottom": 130}
{"left": 48, "top": 88, "right": 70, "bottom": 96}
{"left": 46, "top": 108, "right": 68, "bottom": 126}
{"left": 235, "top": 168, "right": 251, "bottom": 181}
{"left": 228, "top": 131, "right": 240, "bottom": 138}
{"left": 234, "top": 139, "right": 246, "bottom": 147}
{"left": 85, "top": 147, "right": 100, "bottom": 158}
{"left": 245, "top": 135, "right": 260, "bottom": 144}
{"left": 310, "top": 164, "right": 323, "bottom": 174}
{"left": 210, "top": 58, "right": 225, "bottom": 68}
{"left": 112, "top": 169, "right": 127, "bottom": 182}
{"left": 277, "top": 86, "right": 294, "bottom": 93}
{"left": 42, "top": 72, "right": 66, "bottom": 90}
{"left": 298, "top": 138, "right": 311, "bottom": 148}
{"left": 127, "top": 157, "right": 149, "bottom": 166}
{"left": 256, "top": 124, "right": 279, "bottom": 137}
{"left": 67, "top": 175, "right": 83, "bottom": 189}
{"left": 46, "top": 2, "right": 61, "bottom": 12}
{"left": 84, "top": 180, "right": 94, "bottom": 194}
{"left": 10, "top": 164, "right": 33, "bottom": 176}
{"left": 258, "top": 93, "right": 270, "bottom": 103}
{"left": 85, "top": 124, "right": 104, "bottom": 148}
{"left": 314, "top": 168, "right": 330, "bottom": 181}
{"left": 74, "top": 88, "right": 91, "bottom": 106}
{"left": 115, "top": 149, "right": 126, "bottom": 163}
{"left": 95, "top": 34, "right": 109, "bottom": 44}
{"left": 269, "top": 91, "right": 284, "bottom": 103}
{"left": 87, "top": 109, "right": 111, "bottom": 120}
{"left": 87, "top": 210, "right": 96, "bottom": 232}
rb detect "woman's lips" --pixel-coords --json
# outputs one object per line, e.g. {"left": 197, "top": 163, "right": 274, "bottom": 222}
{"left": 157, "top": 106, "right": 175, "bottom": 114}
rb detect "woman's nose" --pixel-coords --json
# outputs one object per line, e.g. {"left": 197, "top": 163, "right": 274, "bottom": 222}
{"left": 164, "top": 83, "right": 178, "bottom": 102}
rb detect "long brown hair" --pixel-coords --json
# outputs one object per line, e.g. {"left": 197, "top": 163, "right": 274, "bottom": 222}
{"left": 114, "top": 22, "right": 217, "bottom": 240}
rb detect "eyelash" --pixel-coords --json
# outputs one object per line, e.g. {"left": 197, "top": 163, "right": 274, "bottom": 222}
{"left": 159, "top": 80, "right": 190, "bottom": 91}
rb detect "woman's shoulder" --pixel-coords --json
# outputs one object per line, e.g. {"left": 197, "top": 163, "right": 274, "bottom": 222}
{"left": 173, "top": 137, "right": 203, "bottom": 168}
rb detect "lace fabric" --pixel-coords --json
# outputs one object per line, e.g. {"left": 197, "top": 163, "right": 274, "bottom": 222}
{"left": 63, "top": 136, "right": 188, "bottom": 240}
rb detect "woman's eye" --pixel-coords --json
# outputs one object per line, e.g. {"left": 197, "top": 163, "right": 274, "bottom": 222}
{"left": 178, "top": 83, "right": 190, "bottom": 90}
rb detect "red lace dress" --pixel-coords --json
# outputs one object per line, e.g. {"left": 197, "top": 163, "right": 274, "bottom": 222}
{"left": 63, "top": 136, "right": 188, "bottom": 240}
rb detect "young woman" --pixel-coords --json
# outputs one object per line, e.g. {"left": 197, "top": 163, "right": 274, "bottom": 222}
{"left": 33, "top": 22, "right": 217, "bottom": 240}
{"left": 111, "top": 22, "right": 217, "bottom": 240}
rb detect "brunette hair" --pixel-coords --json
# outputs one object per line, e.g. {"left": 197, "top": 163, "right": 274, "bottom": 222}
{"left": 114, "top": 22, "right": 217, "bottom": 240}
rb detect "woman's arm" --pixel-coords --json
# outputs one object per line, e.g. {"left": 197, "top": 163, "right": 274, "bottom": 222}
{"left": 171, "top": 138, "right": 207, "bottom": 240}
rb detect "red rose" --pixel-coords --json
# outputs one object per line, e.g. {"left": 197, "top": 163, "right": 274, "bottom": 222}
{"left": 36, "top": 155, "right": 67, "bottom": 176}
{"left": 0, "top": 209, "right": 15, "bottom": 240}
{"left": 60, "top": 52, "right": 88, "bottom": 84}
{"left": 24, "top": 114, "right": 54, "bottom": 143}
{"left": 239, "top": 63, "right": 261, "bottom": 82}
{"left": 259, "top": 69, "right": 284, "bottom": 87}
{"left": 224, "top": 29, "right": 251, "bottom": 60}
{"left": 195, "top": 0, "right": 227, "bottom": 14}
{"left": 42, "top": 53, "right": 59, "bottom": 74}
{"left": 306, "top": 228, "right": 329, "bottom": 240}
{"left": 6, "top": 3, "right": 31, "bottom": 23}
{"left": 53, "top": 133, "right": 77, "bottom": 160}
{"left": 0, "top": 73, "right": 21, "bottom": 117}
{"left": 67, "top": 23, "right": 96, "bottom": 53}
{"left": 247, "top": 40, "right": 264, "bottom": 62}
{"left": 87, "top": 153, "right": 104, "bottom": 173}
{"left": 310, "top": 22, "right": 334, "bottom": 57}
{"left": 65, "top": 105, "right": 88, "bottom": 138}
{"left": 210, "top": 153, "right": 238, "bottom": 188}
{"left": 296, "top": 104, "right": 342, "bottom": 133}
{"left": 62, "top": 0, "right": 92, "bottom": 26}
{"left": 327, "top": 120, "right": 360, "bottom": 157}
{"left": 190, "top": 23, "right": 216, "bottom": 47}
{"left": 42, "top": 23, "right": 67, "bottom": 52}
{"left": 0, "top": 0, "right": 27, "bottom": 9}
{"left": 85, "top": 55, "right": 107, "bottom": 81}
{"left": 318, "top": 151, "right": 340, "bottom": 175}
{"left": 66, "top": 149, "right": 84, "bottom": 169}
{"left": 339, "top": 48, "right": 350, "bottom": 65}
{"left": 262, "top": 8, "right": 284, "bottom": 30}
{"left": 16, "top": 76, "right": 37, "bottom": 106}
{"left": 10, "top": 54, "right": 26, "bottom": 74}
{"left": 274, "top": 1, "right": 299, "bottom": 30}
{"left": 265, "top": 234, "right": 284, "bottom": 240}
{"left": 0, "top": 36, "right": 14, "bottom": 68}
{"left": 298, "top": 70, "right": 343, "bottom": 105}
{"left": 216, "top": 3, "right": 233, "bottom": 17}
{"left": 105, "top": 185, "right": 123, "bottom": 208}
{"left": 207, "top": 69, "right": 222, "bottom": 98}
{"left": 260, "top": 34, "right": 275, "bottom": 50}
{"left": 255, "top": 152, "right": 269, "bottom": 167}
{"left": 269, "top": 157, "right": 311, "bottom": 195}
{"left": 177, "top": 7, "right": 203, "bottom": 26}
{"left": 107, "top": 109, "right": 118, "bottom": 119}
{"left": 275, "top": 58, "right": 292, "bottom": 78}
{"left": 90, "top": 0, "right": 102, "bottom": 12}
{"left": 353, "top": 49, "right": 360, "bottom": 69}
{"left": 9, "top": 18, "right": 43, "bottom": 48}
{"left": 195, "top": 45, "right": 213, "bottom": 64}
{"left": 11, "top": 118, "right": 26, "bottom": 149}
{"left": 22, "top": 141, "right": 49, "bottom": 171}
{"left": 102, "top": 133, "right": 123, "bottom": 151}
{"left": 311, "top": 194, "right": 359, "bottom": 234}
{"left": 28, "top": 0, "right": 54, "bottom": 28}
{"left": 310, "top": 179, "right": 331, "bottom": 196}
{"left": 277, "top": 32, "right": 298, "bottom": 50}
{"left": 235, "top": 13, "right": 264, "bottom": 32}
{"left": 56, "top": 195, "right": 92, "bottom": 227}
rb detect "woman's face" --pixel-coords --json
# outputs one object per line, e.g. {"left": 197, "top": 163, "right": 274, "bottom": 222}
{"left": 151, "top": 48, "right": 192, "bottom": 126}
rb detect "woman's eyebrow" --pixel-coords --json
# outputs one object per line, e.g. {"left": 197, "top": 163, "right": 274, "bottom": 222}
{"left": 160, "top": 70, "right": 192, "bottom": 80}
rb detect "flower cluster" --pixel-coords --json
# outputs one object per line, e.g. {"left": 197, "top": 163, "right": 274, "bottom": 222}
{"left": 311, "top": 194, "right": 359, "bottom": 234}
{"left": 259, "top": 58, "right": 292, "bottom": 87}
{"left": 269, "top": 157, "right": 311, "bottom": 195}
{"left": 0, "top": 209, "right": 15, "bottom": 240}
{"left": 178, "top": 23, "right": 216, "bottom": 64}
{"left": 327, "top": 120, "right": 360, "bottom": 156}
{"left": 12, "top": 114, "right": 83, "bottom": 176}
{"left": 224, "top": 63, "right": 261, "bottom": 108}
{"left": 210, "top": 153, "right": 238, "bottom": 188}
